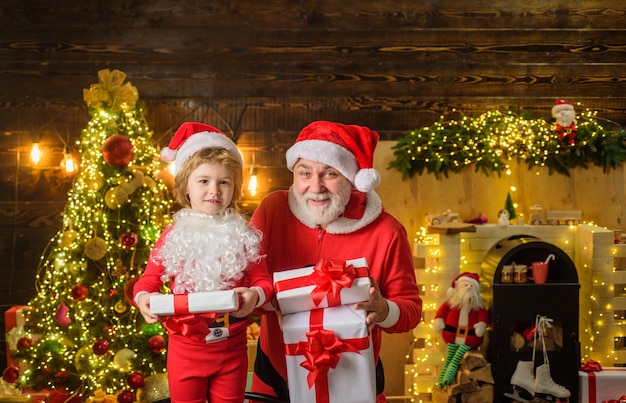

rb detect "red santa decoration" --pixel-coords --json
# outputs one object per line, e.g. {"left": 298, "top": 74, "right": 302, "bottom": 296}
{"left": 551, "top": 99, "right": 577, "bottom": 145}
{"left": 434, "top": 272, "right": 489, "bottom": 387}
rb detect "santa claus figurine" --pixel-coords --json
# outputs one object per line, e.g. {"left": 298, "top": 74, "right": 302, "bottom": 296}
{"left": 551, "top": 99, "right": 577, "bottom": 145}
{"left": 434, "top": 272, "right": 489, "bottom": 387}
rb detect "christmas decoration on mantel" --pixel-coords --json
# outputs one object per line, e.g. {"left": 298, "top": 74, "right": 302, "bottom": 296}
{"left": 8, "top": 69, "right": 173, "bottom": 401}
{"left": 388, "top": 102, "right": 626, "bottom": 179}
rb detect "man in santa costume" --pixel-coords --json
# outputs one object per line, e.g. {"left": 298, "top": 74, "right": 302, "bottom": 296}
{"left": 551, "top": 99, "right": 577, "bottom": 145}
{"left": 434, "top": 272, "right": 488, "bottom": 387}
{"left": 249, "top": 120, "right": 423, "bottom": 402}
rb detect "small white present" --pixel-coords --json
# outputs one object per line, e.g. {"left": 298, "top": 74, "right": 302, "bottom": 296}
{"left": 283, "top": 305, "right": 376, "bottom": 403}
{"left": 150, "top": 290, "right": 239, "bottom": 316}
{"left": 274, "top": 257, "right": 371, "bottom": 315}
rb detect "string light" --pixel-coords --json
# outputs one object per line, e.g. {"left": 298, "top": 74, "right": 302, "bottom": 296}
{"left": 30, "top": 141, "right": 41, "bottom": 164}
{"left": 248, "top": 167, "right": 258, "bottom": 196}
{"left": 61, "top": 146, "right": 78, "bottom": 173}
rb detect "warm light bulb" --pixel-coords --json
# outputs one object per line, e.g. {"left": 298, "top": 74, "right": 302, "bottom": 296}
{"left": 62, "top": 148, "right": 78, "bottom": 173}
{"left": 248, "top": 168, "right": 258, "bottom": 196}
{"left": 31, "top": 142, "right": 41, "bottom": 164}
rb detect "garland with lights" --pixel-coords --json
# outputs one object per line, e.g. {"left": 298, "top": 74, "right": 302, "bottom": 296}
{"left": 388, "top": 109, "right": 626, "bottom": 179}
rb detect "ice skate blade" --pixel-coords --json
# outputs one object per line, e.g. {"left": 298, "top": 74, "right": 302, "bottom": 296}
{"left": 532, "top": 395, "right": 569, "bottom": 403}
{"left": 504, "top": 386, "right": 533, "bottom": 403}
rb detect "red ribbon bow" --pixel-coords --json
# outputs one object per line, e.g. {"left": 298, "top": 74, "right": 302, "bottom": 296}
{"left": 296, "top": 328, "right": 360, "bottom": 389}
{"left": 580, "top": 359, "right": 602, "bottom": 372}
{"left": 163, "top": 312, "right": 217, "bottom": 342}
{"left": 309, "top": 259, "right": 356, "bottom": 307}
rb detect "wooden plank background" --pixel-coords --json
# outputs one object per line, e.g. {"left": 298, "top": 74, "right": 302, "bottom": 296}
{"left": 2, "top": 0, "right": 626, "bottom": 394}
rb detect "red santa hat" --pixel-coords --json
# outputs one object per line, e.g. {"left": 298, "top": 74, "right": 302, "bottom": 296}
{"left": 551, "top": 99, "right": 574, "bottom": 117}
{"left": 448, "top": 272, "right": 481, "bottom": 296}
{"left": 285, "top": 121, "right": 381, "bottom": 193}
{"left": 160, "top": 122, "right": 243, "bottom": 175}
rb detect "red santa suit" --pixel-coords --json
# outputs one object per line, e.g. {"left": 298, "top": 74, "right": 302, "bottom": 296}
{"left": 435, "top": 299, "right": 488, "bottom": 349}
{"left": 134, "top": 208, "right": 273, "bottom": 403}
{"left": 249, "top": 189, "right": 423, "bottom": 403}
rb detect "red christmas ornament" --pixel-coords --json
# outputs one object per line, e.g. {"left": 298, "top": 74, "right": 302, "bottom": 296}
{"left": 117, "top": 389, "right": 135, "bottom": 403}
{"left": 102, "top": 134, "right": 134, "bottom": 167}
{"left": 119, "top": 231, "right": 138, "bottom": 249}
{"left": 127, "top": 371, "right": 145, "bottom": 389}
{"left": 71, "top": 284, "right": 89, "bottom": 301}
{"left": 147, "top": 335, "right": 165, "bottom": 353}
{"left": 92, "top": 339, "right": 110, "bottom": 356}
{"left": 17, "top": 336, "right": 33, "bottom": 350}
{"left": 2, "top": 366, "right": 19, "bottom": 384}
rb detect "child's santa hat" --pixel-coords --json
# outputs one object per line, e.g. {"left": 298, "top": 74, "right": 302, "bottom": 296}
{"left": 160, "top": 122, "right": 242, "bottom": 175}
{"left": 285, "top": 120, "right": 381, "bottom": 193}
{"left": 448, "top": 272, "right": 481, "bottom": 296}
{"left": 551, "top": 99, "right": 574, "bottom": 117}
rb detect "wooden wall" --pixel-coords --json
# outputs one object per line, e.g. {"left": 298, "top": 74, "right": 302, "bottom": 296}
{"left": 2, "top": 0, "right": 626, "bottom": 394}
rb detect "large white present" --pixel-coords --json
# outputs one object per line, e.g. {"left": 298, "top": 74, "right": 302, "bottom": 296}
{"left": 274, "top": 257, "right": 371, "bottom": 315}
{"left": 150, "top": 290, "right": 239, "bottom": 316}
{"left": 283, "top": 305, "right": 376, "bottom": 403}
{"left": 579, "top": 365, "right": 626, "bottom": 403}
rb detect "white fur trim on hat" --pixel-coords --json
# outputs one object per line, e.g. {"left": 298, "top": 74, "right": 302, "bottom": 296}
{"left": 355, "top": 168, "right": 381, "bottom": 193}
{"left": 286, "top": 139, "right": 360, "bottom": 185}
{"left": 176, "top": 131, "right": 242, "bottom": 174}
{"left": 551, "top": 100, "right": 574, "bottom": 117}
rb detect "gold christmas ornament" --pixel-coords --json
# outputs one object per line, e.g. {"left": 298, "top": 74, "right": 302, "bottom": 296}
{"left": 114, "top": 300, "right": 127, "bottom": 314}
{"left": 60, "top": 230, "right": 78, "bottom": 248}
{"left": 104, "top": 187, "right": 129, "bottom": 209}
{"left": 112, "top": 348, "right": 136, "bottom": 372}
{"left": 137, "top": 373, "right": 169, "bottom": 403}
{"left": 74, "top": 345, "right": 93, "bottom": 373}
{"left": 84, "top": 237, "right": 108, "bottom": 260}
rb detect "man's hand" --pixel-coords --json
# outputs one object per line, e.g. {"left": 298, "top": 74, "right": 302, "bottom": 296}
{"left": 354, "top": 277, "right": 389, "bottom": 331}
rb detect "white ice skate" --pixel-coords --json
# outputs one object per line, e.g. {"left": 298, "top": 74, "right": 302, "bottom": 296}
{"left": 504, "top": 360, "right": 535, "bottom": 403}
{"left": 535, "top": 363, "right": 571, "bottom": 401}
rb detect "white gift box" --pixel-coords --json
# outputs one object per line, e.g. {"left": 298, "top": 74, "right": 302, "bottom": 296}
{"left": 579, "top": 367, "right": 626, "bottom": 403}
{"left": 149, "top": 290, "right": 239, "bottom": 316}
{"left": 274, "top": 257, "right": 371, "bottom": 315}
{"left": 283, "top": 305, "right": 376, "bottom": 403}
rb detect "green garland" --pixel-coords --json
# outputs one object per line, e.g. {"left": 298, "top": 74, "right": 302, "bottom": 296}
{"left": 388, "top": 109, "right": 626, "bottom": 179}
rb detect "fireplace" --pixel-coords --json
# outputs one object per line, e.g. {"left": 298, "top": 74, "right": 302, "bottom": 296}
{"left": 481, "top": 234, "right": 580, "bottom": 402}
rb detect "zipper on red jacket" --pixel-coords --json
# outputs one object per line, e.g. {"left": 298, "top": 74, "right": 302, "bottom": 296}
{"left": 314, "top": 226, "right": 325, "bottom": 263}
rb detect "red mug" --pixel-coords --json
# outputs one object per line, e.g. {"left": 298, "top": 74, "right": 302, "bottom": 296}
{"left": 530, "top": 262, "right": 549, "bottom": 284}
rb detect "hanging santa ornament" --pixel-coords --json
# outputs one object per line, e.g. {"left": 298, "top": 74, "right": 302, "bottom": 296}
{"left": 119, "top": 231, "right": 138, "bottom": 249}
{"left": 71, "top": 284, "right": 89, "bottom": 301}
{"left": 102, "top": 134, "right": 134, "bottom": 167}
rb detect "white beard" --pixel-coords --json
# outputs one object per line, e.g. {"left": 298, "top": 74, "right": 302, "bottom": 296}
{"left": 448, "top": 286, "right": 484, "bottom": 311}
{"left": 156, "top": 208, "right": 262, "bottom": 293}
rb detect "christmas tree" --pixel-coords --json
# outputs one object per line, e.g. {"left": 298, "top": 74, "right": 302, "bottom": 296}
{"left": 10, "top": 69, "right": 173, "bottom": 401}
{"left": 504, "top": 192, "right": 517, "bottom": 221}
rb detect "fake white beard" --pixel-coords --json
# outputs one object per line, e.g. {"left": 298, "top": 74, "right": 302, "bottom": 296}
{"left": 156, "top": 208, "right": 262, "bottom": 293}
{"left": 448, "top": 287, "right": 484, "bottom": 311}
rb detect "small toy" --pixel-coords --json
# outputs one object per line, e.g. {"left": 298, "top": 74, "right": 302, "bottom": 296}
{"left": 426, "top": 209, "right": 461, "bottom": 225}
